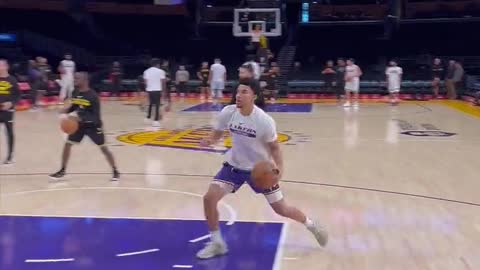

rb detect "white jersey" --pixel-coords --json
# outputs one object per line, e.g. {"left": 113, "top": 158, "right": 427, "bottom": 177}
{"left": 345, "top": 64, "right": 360, "bottom": 92}
{"left": 143, "top": 67, "right": 166, "bottom": 91}
{"left": 60, "top": 60, "right": 75, "bottom": 78}
{"left": 386, "top": 66, "right": 403, "bottom": 91}
{"left": 243, "top": 61, "right": 261, "bottom": 80}
{"left": 214, "top": 105, "right": 277, "bottom": 170}
{"left": 210, "top": 63, "right": 226, "bottom": 82}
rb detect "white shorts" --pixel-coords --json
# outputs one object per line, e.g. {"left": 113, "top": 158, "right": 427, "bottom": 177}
{"left": 388, "top": 81, "right": 401, "bottom": 93}
{"left": 210, "top": 81, "right": 225, "bottom": 90}
{"left": 345, "top": 79, "right": 360, "bottom": 92}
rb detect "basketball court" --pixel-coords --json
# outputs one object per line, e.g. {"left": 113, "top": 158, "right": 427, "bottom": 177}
{"left": 1, "top": 99, "right": 480, "bottom": 269}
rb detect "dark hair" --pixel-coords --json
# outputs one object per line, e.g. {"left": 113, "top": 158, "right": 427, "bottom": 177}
{"left": 348, "top": 58, "right": 355, "bottom": 63}
{"left": 151, "top": 58, "right": 161, "bottom": 67}
{"left": 240, "top": 64, "right": 254, "bottom": 74}
{"left": 238, "top": 78, "right": 261, "bottom": 96}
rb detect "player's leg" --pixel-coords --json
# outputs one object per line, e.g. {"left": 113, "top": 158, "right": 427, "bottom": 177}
{"left": 432, "top": 78, "right": 439, "bottom": 98}
{"left": 30, "top": 81, "right": 39, "bottom": 110}
{"left": 49, "top": 129, "right": 84, "bottom": 180}
{"left": 352, "top": 86, "right": 360, "bottom": 108}
{"left": 152, "top": 91, "right": 161, "bottom": 126}
{"left": 86, "top": 125, "right": 120, "bottom": 181}
{"left": 59, "top": 76, "right": 68, "bottom": 102}
{"left": 269, "top": 197, "right": 328, "bottom": 247}
{"left": 197, "top": 164, "right": 245, "bottom": 259}
{"left": 67, "top": 79, "right": 75, "bottom": 100}
{"left": 146, "top": 91, "right": 154, "bottom": 122}
{"left": 4, "top": 119, "right": 14, "bottom": 164}
{"left": 197, "top": 183, "right": 231, "bottom": 259}
{"left": 344, "top": 89, "right": 351, "bottom": 107}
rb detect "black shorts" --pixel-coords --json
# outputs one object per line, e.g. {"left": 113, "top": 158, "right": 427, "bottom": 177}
{"left": 0, "top": 111, "right": 13, "bottom": 123}
{"left": 67, "top": 124, "right": 105, "bottom": 146}
{"left": 201, "top": 80, "right": 209, "bottom": 87}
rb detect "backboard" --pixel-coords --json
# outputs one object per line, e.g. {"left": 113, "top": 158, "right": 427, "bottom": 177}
{"left": 233, "top": 8, "right": 282, "bottom": 37}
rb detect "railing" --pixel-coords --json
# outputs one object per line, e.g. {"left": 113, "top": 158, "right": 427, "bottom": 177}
{"left": 0, "top": 0, "right": 187, "bottom": 15}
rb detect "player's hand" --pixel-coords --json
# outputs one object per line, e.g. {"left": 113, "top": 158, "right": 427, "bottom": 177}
{"left": 1, "top": 102, "right": 12, "bottom": 110}
{"left": 200, "top": 137, "right": 215, "bottom": 147}
{"left": 273, "top": 165, "right": 282, "bottom": 181}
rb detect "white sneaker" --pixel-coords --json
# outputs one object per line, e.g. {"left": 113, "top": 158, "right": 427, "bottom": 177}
{"left": 196, "top": 241, "right": 228, "bottom": 259}
{"left": 353, "top": 102, "right": 359, "bottom": 109}
{"left": 307, "top": 221, "right": 328, "bottom": 247}
{"left": 152, "top": 121, "right": 161, "bottom": 127}
{"left": 343, "top": 102, "right": 351, "bottom": 107}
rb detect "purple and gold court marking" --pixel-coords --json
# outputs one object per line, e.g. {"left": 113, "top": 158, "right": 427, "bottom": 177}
{"left": 0, "top": 216, "right": 284, "bottom": 270}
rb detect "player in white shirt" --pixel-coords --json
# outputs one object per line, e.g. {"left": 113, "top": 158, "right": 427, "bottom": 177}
{"left": 143, "top": 58, "right": 167, "bottom": 127}
{"left": 209, "top": 58, "right": 227, "bottom": 100}
{"left": 243, "top": 56, "right": 261, "bottom": 80}
{"left": 344, "top": 58, "right": 362, "bottom": 108}
{"left": 196, "top": 78, "right": 328, "bottom": 259}
{"left": 58, "top": 53, "right": 76, "bottom": 102}
{"left": 385, "top": 60, "right": 403, "bottom": 105}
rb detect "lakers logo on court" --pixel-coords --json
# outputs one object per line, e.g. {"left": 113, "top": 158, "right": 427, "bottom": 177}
{"left": 117, "top": 127, "right": 291, "bottom": 153}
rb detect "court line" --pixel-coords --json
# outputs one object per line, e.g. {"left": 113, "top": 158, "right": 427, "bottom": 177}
{"left": 25, "top": 258, "right": 75, "bottom": 263}
{"left": 189, "top": 234, "right": 211, "bottom": 243}
{"left": 272, "top": 222, "right": 289, "bottom": 270}
{"left": 1, "top": 172, "right": 479, "bottom": 207}
{"left": 1, "top": 187, "right": 237, "bottom": 225}
{"left": 116, "top": 248, "right": 159, "bottom": 257}
{"left": 172, "top": 265, "right": 193, "bottom": 268}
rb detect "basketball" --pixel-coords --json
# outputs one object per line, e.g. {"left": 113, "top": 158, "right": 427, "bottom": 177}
{"left": 251, "top": 160, "right": 280, "bottom": 190}
{"left": 60, "top": 116, "right": 79, "bottom": 135}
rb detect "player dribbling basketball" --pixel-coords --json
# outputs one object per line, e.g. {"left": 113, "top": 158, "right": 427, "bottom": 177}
{"left": 49, "top": 72, "right": 120, "bottom": 181}
{"left": 196, "top": 78, "right": 328, "bottom": 259}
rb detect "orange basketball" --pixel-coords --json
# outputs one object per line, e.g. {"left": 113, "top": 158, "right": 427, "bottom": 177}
{"left": 251, "top": 160, "right": 280, "bottom": 190}
{"left": 60, "top": 116, "right": 79, "bottom": 135}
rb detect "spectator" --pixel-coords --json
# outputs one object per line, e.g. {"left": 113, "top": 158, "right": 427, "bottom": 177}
{"left": 335, "top": 58, "right": 346, "bottom": 102}
{"left": 321, "top": 60, "right": 336, "bottom": 94}
{"left": 209, "top": 58, "right": 227, "bottom": 100}
{"left": 431, "top": 58, "right": 444, "bottom": 98}
{"left": 110, "top": 61, "right": 123, "bottom": 98}
{"left": 175, "top": 65, "right": 190, "bottom": 97}
{"left": 452, "top": 61, "right": 464, "bottom": 99}
{"left": 243, "top": 56, "right": 261, "bottom": 80}
{"left": 28, "top": 60, "right": 41, "bottom": 110}
{"left": 445, "top": 60, "right": 456, "bottom": 99}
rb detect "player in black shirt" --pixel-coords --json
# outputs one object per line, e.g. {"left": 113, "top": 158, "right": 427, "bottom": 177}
{"left": 322, "top": 60, "right": 336, "bottom": 94}
{"left": 49, "top": 72, "right": 120, "bottom": 181}
{"left": 335, "top": 58, "right": 346, "bottom": 102}
{"left": 197, "top": 62, "right": 210, "bottom": 100}
{"left": 0, "top": 59, "right": 20, "bottom": 165}
{"left": 431, "top": 58, "right": 444, "bottom": 98}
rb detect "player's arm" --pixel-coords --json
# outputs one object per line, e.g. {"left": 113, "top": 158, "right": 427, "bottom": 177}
{"left": 201, "top": 106, "right": 232, "bottom": 146}
{"left": 2, "top": 78, "right": 20, "bottom": 110}
{"left": 268, "top": 140, "right": 283, "bottom": 178}
{"left": 265, "top": 117, "right": 282, "bottom": 176}
{"left": 201, "top": 130, "right": 224, "bottom": 147}
{"left": 357, "top": 66, "right": 363, "bottom": 77}
{"left": 197, "top": 71, "right": 202, "bottom": 80}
